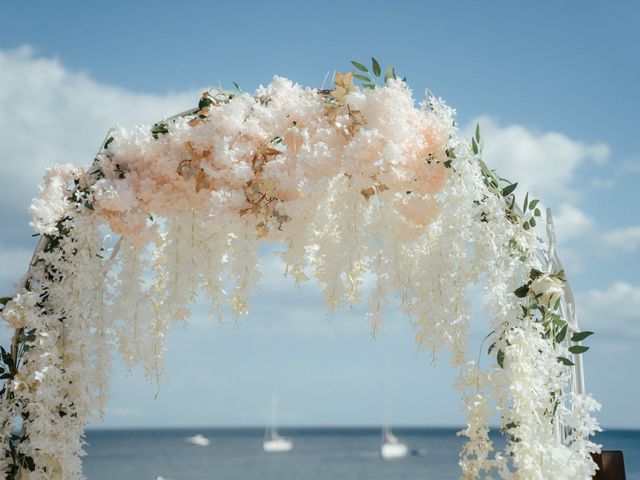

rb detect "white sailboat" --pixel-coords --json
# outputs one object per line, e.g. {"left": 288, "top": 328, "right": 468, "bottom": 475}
{"left": 380, "top": 362, "right": 408, "bottom": 460}
{"left": 380, "top": 426, "right": 408, "bottom": 460}
{"left": 262, "top": 395, "right": 293, "bottom": 453}
{"left": 185, "top": 433, "right": 210, "bottom": 446}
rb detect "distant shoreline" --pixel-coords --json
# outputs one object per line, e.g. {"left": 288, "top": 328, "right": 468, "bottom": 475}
{"left": 84, "top": 425, "right": 640, "bottom": 433}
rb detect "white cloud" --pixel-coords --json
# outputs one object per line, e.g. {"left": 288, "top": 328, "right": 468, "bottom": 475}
{"left": 602, "top": 226, "right": 640, "bottom": 253}
{"left": 551, "top": 204, "right": 596, "bottom": 242}
{"left": 0, "top": 46, "right": 201, "bottom": 248}
{"left": 471, "top": 116, "right": 610, "bottom": 204}
{"left": 0, "top": 45, "right": 202, "bottom": 293}
{"left": 578, "top": 282, "right": 640, "bottom": 340}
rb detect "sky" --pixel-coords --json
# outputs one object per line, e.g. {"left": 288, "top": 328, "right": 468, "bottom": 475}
{"left": 0, "top": 1, "right": 639, "bottom": 430}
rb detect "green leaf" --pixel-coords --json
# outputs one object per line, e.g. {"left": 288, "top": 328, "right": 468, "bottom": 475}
{"left": 556, "top": 324, "right": 568, "bottom": 343}
{"left": 354, "top": 74, "right": 371, "bottom": 82}
{"left": 19, "top": 454, "right": 35, "bottom": 472}
{"left": 0, "top": 297, "right": 11, "bottom": 306}
{"left": 151, "top": 122, "right": 169, "bottom": 138}
{"left": 552, "top": 316, "right": 566, "bottom": 327}
{"left": 529, "top": 218, "right": 536, "bottom": 228}
{"left": 569, "top": 345, "right": 589, "bottom": 354}
{"left": 571, "top": 331, "right": 594, "bottom": 342}
{"left": 475, "top": 124, "right": 481, "bottom": 143}
{"left": 529, "top": 268, "right": 544, "bottom": 280}
{"left": 502, "top": 182, "right": 518, "bottom": 196}
{"left": 232, "top": 81, "right": 241, "bottom": 92}
{"left": 514, "top": 285, "right": 529, "bottom": 298}
{"left": 371, "top": 57, "right": 381, "bottom": 77}
{"left": 351, "top": 60, "right": 368, "bottom": 72}
{"left": 384, "top": 64, "right": 394, "bottom": 83}
{"left": 557, "top": 356, "right": 575, "bottom": 366}
{"left": 529, "top": 199, "right": 539, "bottom": 209}
{"left": 443, "top": 160, "right": 452, "bottom": 168}
{"left": 534, "top": 208, "right": 541, "bottom": 217}
{"left": 363, "top": 83, "right": 376, "bottom": 89}
{"left": 523, "top": 222, "right": 530, "bottom": 230}
{"left": 497, "top": 349, "right": 505, "bottom": 368}
{"left": 103, "top": 137, "right": 114, "bottom": 150}
{"left": 522, "top": 192, "right": 529, "bottom": 213}
{"left": 471, "top": 137, "right": 479, "bottom": 154}
{"left": 198, "top": 96, "right": 213, "bottom": 109}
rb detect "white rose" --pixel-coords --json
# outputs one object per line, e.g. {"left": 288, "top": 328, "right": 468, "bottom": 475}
{"left": 529, "top": 274, "right": 564, "bottom": 308}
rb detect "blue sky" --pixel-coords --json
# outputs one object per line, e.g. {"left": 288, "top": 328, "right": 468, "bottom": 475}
{"left": 0, "top": 1, "right": 639, "bottom": 429}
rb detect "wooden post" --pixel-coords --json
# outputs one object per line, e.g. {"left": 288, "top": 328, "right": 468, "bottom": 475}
{"left": 592, "top": 451, "right": 626, "bottom": 479}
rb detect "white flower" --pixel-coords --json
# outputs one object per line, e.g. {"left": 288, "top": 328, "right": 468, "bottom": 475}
{"left": 529, "top": 274, "right": 565, "bottom": 308}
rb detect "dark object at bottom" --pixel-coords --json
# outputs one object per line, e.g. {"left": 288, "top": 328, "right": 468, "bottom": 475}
{"left": 592, "top": 451, "right": 626, "bottom": 479}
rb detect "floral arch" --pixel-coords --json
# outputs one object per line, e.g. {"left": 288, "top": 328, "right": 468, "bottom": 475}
{"left": 0, "top": 61, "right": 601, "bottom": 479}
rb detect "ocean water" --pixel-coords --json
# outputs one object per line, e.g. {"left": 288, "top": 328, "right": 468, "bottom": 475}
{"left": 83, "top": 428, "right": 640, "bottom": 480}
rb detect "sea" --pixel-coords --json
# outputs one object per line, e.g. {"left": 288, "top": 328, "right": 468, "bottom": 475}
{"left": 83, "top": 428, "right": 640, "bottom": 480}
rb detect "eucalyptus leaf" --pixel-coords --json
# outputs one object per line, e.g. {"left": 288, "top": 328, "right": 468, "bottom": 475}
{"left": 557, "top": 356, "right": 575, "bottom": 366}
{"left": 354, "top": 74, "right": 371, "bottom": 82}
{"left": 514, "top": 285, "right": 529, "bottom": 298}
{"left": 497, "top": 349, "right": 505, "bottom": 368}
{"left": 569, "top": 345, "right": 589, "bottom": 354}
{"left": 556, "top": 324, "right": 568, "bottom": 343}
{"left": 384, "top": 65, "right": 393, "bottom": 83}
{"left": 475, "top": 124, "right": 481, "bottom": 143}
{"left": 502, "top": 182, "right": 518, "bottom": 196}
{"left": 472, "top": 137, "right": 479, "bottom": 154}
{"left": 351, "top": 60, "right": 368, "bottom": 72}
{"left": 371, "top": 57, "right": 381, "bottom": 77}
{"left": 523, "top": 192, "right": 529, "bottom": 213}
{"left": 571, "top": 331, "right": 594, "bottom": 342}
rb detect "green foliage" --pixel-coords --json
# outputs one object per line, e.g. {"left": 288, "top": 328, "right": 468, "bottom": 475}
{"left": 497, "top": 349, "right": 505, "bottom": 368}
{"left": 371, "top": 57, "right": 381, "bottom": 77}
{"left": 557, "top": 356, "right": 575, "bottom": 366}
{"left": 350, "top": 57, "right": 401, "bottom": 89}
{"left": 502, "top": 182, "right": 518, "bottom": 197}
{"left": 151, "top": 122, "right": 169, "bottom": 139}
{"left": 555, "top": 324, "right": 568, "bottom": 343}
{"left": 351, "top": 60, "right": 368, "bottom": 72}
{"left": 571, "top": 331, "right": 594, "bottom": 342}
{"left": 514, "top": 284, "right": 529, "bottom": 298}
{"left": 569, "top": 345, "right": 589, "bottom": 354}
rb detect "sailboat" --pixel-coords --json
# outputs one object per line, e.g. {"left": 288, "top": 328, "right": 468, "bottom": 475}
{"left": 185, "top": 433, "right": 210, "bottom": 446}
{"left": 380, "top": 426, "right": 408, "bottom": 460}
{"left": 380, "top": 362, "right": 408, "bottom": 460}
{"left": 262, "top": 395, "right": 293, "bottom": 453}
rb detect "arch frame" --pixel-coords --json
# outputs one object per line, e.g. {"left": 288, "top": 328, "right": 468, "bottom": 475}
{"left": 0, "top": 69, "right": 600, "bottom": 479}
